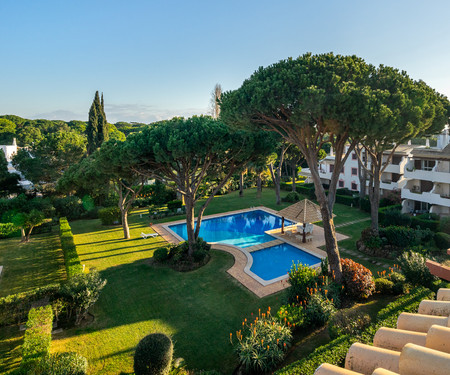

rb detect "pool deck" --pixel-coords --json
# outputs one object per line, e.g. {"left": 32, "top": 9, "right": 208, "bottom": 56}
{"left": 151, "top": 206, "right": 348, "bottom": 298}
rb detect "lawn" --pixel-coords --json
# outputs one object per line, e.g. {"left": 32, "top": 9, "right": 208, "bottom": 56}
{"left": 50, "top": 207, "right": 281, "bottom": 374}
{"left": 0, "top": 187, "right": 390, "bottom": 374}
{"left": 0, "top": 230, "right": 66, "bottom": 373}
{"left": 0, "top": 231, "right": 66, "bottom": 298}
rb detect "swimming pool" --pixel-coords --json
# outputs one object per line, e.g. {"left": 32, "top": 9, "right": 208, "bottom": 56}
{"left": 169, "top": 209, "right": 293, "bottom": 248}
{"left": 249, "top": 243, "right": 321, "bottom": 282}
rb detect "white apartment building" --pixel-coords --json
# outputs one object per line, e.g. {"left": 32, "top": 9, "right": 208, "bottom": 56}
{"left": 302, "top": 127, "right": 450, "bottom": 217}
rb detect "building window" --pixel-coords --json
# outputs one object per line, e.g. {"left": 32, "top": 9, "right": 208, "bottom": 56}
{"left": 351, "top": 167, "right": 357, "bottom": 176}
{"left": 341, "top": 166, "right": 345, "bottom": 174}
{"left": 352, "top": 153, "right": 357, "bottom": 160}
{"left": 339, "top": 180, "right": 344, "bottom": 188}
{"left": 330, "top": 164, "right": 334, "bottom": 173}
{"left": 351, "top": 182, "right": 358, "bottom": 191}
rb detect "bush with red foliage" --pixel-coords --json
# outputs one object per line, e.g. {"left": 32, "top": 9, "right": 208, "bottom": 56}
{"left": 340, "top": 258, "right": 375, "bottom": 299}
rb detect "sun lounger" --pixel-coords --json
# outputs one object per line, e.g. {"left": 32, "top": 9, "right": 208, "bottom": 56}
{"left": 141, "top": 232, "right": 159, "bottom": 239}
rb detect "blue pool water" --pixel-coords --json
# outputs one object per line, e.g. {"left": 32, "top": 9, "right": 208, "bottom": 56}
{"left": 250, "top": 244, "right": 321, "bottom": 281}
{"left": 169, "top": 210, "right": 293, "bottom": 248}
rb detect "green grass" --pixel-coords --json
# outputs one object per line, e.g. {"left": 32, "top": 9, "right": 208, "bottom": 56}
{"left": 0, "top": 187, "right": 395, "bottom": 374}
{"left": 0, "top": 231, "right": 66, "bottom": 298}
{"left": 51, "top": 208, "right": 282, "bottom": 374}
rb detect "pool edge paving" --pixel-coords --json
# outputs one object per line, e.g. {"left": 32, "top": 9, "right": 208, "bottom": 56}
{"left": 152, "top": 206, "right": 349, "bottom": 298}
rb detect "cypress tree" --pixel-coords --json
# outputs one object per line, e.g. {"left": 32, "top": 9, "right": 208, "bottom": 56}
{"left": 86, "top": 91, "right": 108, "bottom": 155}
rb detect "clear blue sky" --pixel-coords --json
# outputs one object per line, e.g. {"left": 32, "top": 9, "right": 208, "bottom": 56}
{"left": 1, "top": 0, "right": 449, "bottom": 123}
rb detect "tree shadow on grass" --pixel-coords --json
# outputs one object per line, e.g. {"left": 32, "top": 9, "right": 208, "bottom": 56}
{"left": 50, "top": 251, "right": 283, "bottom": 374}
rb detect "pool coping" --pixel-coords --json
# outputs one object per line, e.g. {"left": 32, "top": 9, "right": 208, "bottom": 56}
{"left": 152, "top": 206, "right": 344, "bottom": 298}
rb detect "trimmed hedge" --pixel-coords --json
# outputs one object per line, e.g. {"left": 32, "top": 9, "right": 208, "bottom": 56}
{"left": 0, "top": 284, "right": 60, "bottom": 326}
{"left": 274, "top": 287, "right": 434, "bottom": 375}
{"left": 59, "top": 217, "right": 83, "bottom": 279}
{"left": 296, "top": 183, "right": 316, "bottom": 199}
{"left": 335, "top": 194, "right": 359, "bottom": 207}
{"left": 22, "top": 305, "right": 53, "bottom": 362}
{"left": 411, "top": 215, "right": 440, "bottom": 232}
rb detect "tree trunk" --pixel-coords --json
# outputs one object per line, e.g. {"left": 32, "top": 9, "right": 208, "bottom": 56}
{"left": 20, "top": 227, "right": 26, "bottom": 242}
{"left": 184, "top": 196, "right": 196, "bottom": 257}
{"left": 256, "top": 172, "right": 262, "bottom": 198}
{"left": 25, "top": 226, "right": 34, "bottom": 242}
{"left": 269, "top": 163, "right": 281, "bottom": 205}
{"left": 121, "top": 209, "right": 130, "bottom": 239}
{"left": 369, "top": 154, "right": 382, "bottom": 235}
{"left": 358, "top": 148, "right": 367, "bottom": 202}
{"left": 291, "top": 160, "right": 296, "bottom": 192}
{"left": 306, "top": 153, "right": 343, "bottom": 283}
{"left": 239, "top": 170, "right": 244, "bottom": 197}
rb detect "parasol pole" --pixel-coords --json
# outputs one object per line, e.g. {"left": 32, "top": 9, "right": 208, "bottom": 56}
{"left": 281, "top": 216, "right": 285, "bottom": 234}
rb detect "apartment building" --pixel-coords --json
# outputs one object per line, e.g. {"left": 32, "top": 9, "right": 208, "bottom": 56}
{"left": 302, "top": 127, "right": 450, "bottom": 217}
{"left": 0, "top": 138, "right": 33, "bottom": 190}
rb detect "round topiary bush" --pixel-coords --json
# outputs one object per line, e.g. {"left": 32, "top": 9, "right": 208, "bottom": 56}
{"left": 134, "top": 333, "right": 173, "bottom": 375}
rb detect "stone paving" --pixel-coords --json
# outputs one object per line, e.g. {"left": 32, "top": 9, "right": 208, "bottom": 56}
{"left": 335, "top": 217, "right": 370, "bottom": 228}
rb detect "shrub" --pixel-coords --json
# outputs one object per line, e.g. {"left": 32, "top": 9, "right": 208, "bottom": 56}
{"left": 379, "top": 207, "right": 411, "bottom": 227}
{"left": 59, "top": 218, "right": 82, "bottom": 279}
{"left": 34, "top": 352, "right": 88, "bottom": 375}
{"left": 305, "top": 294, "right": 336, "bottom": 327}
{"left": 296, "top": 183, "right": 316, "bottom": 200}
{"left": 153, "top": 248, "right": 169, "bottom": 262}
{"left": 388, "top": 271, "right": 406, "bottom": 284}
{"left": 277, "top": 304, "right": 306, "bottom": 327}
{"left": 22, "top": 305, "right": 53, "bottom": 362}
{"left": 340, "top": 258, "right": 375, "bottom": 299}
{"left": 359, "top": 196, "right": 371, "bottom": 212}
{"left": 378, "top": 226, "right": 434, "bottom": 249}
{"left": 411, "top": 215, "right": 440, "bottom": 232}
{"left": 192, "top": 249, "right": 208, "bottom": 262}
{"left": 439, "top": 217, "right": 450, "bottom": 234}
{"left": 0, "top": 222, "right": 19, "bottom": 238}
{"left": 287, "top": 262, "right": 317, "bottom": 304}
{"left": 398, "top": 251, "right": 436, "bottom": 288}
{"left": 435, "top": 232, "right": 450, "bottom": 250}
{"left": 335, "top": 194, "right": 359, "bottom": 207}
{"left": 235, "top": 312, "right": 292, "bottom": 373}
{"left": 374, "top": 278, "right": 394, "bottom": 294}
{"left": 134, "top": 333, "right": 173, "bottom": 375}
{"left": 60, "top": 271, "right": 107, "bottom": 325}
{"left": 168, "top": 237, "right": 211, "bottom": 263}
{"left": 167, "top": 200, "right": 183, "bottom": 211}
{"left": 328, "top": 309, "right": 371, "bottom": 340}
{"left": 98, "top": 207, "right": 121, "bottom": 225}
{"left": 53, "top": 196, "right": 85, "bottom": 220}
{"left": 282, "top": 191, "right": 301, "bottom": 203}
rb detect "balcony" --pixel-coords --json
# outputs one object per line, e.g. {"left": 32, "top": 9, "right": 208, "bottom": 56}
{"left": 402, "top": 188, "right": 450, "bottom": 207}
{"left": 404, "top": 166, "right": 449, "bottom": 184}
{"left": 380, "top": 180, "right": 399, "bottom": 190}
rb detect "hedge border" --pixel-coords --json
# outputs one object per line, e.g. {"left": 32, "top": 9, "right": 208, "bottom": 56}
{"left": 274, "top": 287, "right": 434, "bottom": 375}
{"left": 59, "top": 217, "right": 83, "bottom": 279}
{"left": 22, "top": 305, "right": 53, "bottom": 362}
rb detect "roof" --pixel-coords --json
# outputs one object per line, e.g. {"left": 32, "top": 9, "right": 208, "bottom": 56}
{"left": 411, "top": 144, "right": 450, "bottom": 161}
{"left": 278, "top": 199, "right": 335, "bottom": 223}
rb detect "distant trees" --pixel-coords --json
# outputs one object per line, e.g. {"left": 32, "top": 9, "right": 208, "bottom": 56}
{"left": 12, "top": 209, "right": 45, "bottom": 242}
{"left": 87, "top": 91, "right": 109, "bottom": 155}
{"left": 0, "top": 118, "right": 16, "bottom": 144}
{"left": 13, "top": 130, "right": 86, "bottom": 194}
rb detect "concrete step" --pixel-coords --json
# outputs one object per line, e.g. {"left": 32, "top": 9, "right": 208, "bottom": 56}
{"left": 246, "top": 239, "right": 284, "bottom": 253}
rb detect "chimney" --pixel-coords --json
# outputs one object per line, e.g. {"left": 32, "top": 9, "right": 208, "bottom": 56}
{"left": 12, "top": 138, "right": 17, "bottom": 146}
